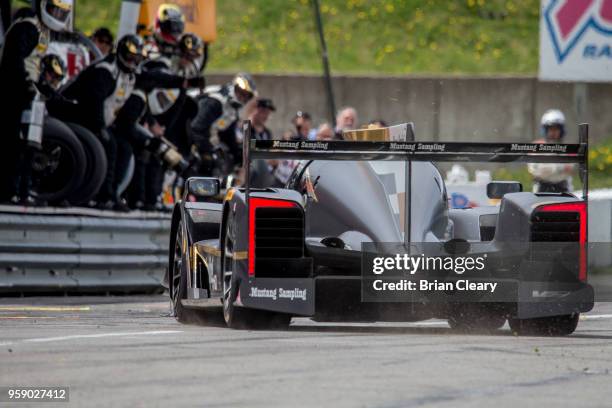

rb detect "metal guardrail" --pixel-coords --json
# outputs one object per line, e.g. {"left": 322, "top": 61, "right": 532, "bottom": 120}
{"left": 0, "top": 206, "right": 171, "bottom": 294}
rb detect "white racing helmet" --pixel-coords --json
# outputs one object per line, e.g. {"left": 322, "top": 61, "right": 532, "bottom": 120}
{"left": 38, "top": 0, "right": 73, "bottom": 32}
{"left": 540, "top": 109, "right": 566, "bottom": 138}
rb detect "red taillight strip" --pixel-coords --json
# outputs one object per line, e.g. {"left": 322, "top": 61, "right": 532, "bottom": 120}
{"left": 537, "top": 201, "right": 587, "bottom": 281}
{"left": 248, "top": 198, "right": 298, "bottom": 277}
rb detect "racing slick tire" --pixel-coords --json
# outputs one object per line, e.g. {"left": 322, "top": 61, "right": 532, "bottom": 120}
{"left": 34, "top": 117, "right": 87, "bottom": 205}
{"left": 508, "top": 313, "right": 579, "bottom": 336}
{"left": 222, "top": 216, "right": 291, "bottom": 330}
{"left": 64, "top": 122, "right": 107, "bottom": 205}
{"left": 169, "top": 220, "right": 225, "bottom": 325}
{"left": 447, "top": 304, "right": 506, "bottom": 332}
{"left": 170, "top": 220, "right": 197, "bottom": 323}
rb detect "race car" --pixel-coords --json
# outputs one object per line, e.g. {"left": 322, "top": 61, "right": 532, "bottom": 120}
{"left": 166, "top": 122, "right": 593, "bottom": 335}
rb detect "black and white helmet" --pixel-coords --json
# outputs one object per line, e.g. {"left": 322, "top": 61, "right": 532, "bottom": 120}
{"left": 154, "top": 3, "right": 185, "bottom": 54}
{"left": 178, "top": 33, "right": 204, "bottom": 61}
{"left": 36, "top": 0, "right": 73, "bottom": 32}
{"left": 117, "top": 34, "right": 146, "bottom": 73}
{"left": 39, "top": 54, "right": 66, "bottom": 88}
{"left": 228, "top": 72, "right": 257, "bottom": 107}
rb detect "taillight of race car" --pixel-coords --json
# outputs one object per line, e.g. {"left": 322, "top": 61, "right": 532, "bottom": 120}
{"left": 531, "top": 201, "right": 587, "bottom": 282}
{"left": 248, "top": 198, "right": 305, "bottom": 277}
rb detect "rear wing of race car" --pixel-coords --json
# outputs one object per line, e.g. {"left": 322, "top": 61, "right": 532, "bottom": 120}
{"left": 241, "top": 121, "right": 589, "bottom": 243}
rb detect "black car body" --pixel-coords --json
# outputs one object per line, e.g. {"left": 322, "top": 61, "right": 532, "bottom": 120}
{"left": 167, "top": 122, "right": 593, "bottom": 335}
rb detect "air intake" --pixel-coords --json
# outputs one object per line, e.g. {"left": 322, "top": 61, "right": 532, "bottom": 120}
{"left": 531, "top": 210, "right": 580, "bottom": 242}
{"left": 255, "top": 207, "right": 304, "bottom": 260}
{"left": 248, "top": 198, "right": 305, "bottom": 277}
{"left": 530, "top": 202, "right": 587, "bottom": 282}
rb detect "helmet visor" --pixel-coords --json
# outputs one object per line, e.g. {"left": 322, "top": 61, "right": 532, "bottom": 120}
{"left": 46, "top": 0, "right": 71, "bottom": 23}
{"left": 234, "top": 86, "right": 254, "bottom": 105}
{"left": 160, "top": 19, "right": 185, "bottom": 41}
{"left": 123, "top": 53, "right": 141, "bottom": 69}
{"left": 120, "top": 42, "right": 146, "bottom": 70}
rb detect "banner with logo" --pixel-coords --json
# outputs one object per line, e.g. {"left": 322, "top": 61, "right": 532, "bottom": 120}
{"left": 540, "top": 0, "right": 612, "bottom": 82}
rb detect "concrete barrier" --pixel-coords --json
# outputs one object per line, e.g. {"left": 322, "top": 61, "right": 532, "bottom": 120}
{"left": 205, "top": 73, "right": 612, "bottom": 144}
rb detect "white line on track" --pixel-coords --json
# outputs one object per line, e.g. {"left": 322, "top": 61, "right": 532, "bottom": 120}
{"left": 0, "top": 330, "right": 183, "bottom": 347}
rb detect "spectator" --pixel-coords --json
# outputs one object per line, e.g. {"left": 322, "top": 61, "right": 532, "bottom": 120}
{"left": 335, "top": 107, "right": 358, "bottom": 139}
{"left": 248, "top": 98, "right": 276, "bottom": 141}
{"left": 528, "top": 109, "right": 574, "bottom": 193}
{"left": 290, "top": 111, "right": 313, "bottom": 141}
{"left": 316, "top": 123, "right": 334, "bottom": 141}
{"left": 368, "top": 119, "right": 387, "bottom": 129}
{"left": 91, "top": 27, "right": 114, "bottom": 58}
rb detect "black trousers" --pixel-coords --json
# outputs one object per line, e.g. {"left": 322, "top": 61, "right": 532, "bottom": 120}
{"left": 127, "top": 150, "right": 163, "bottom": 207}
{"left": 97, "top": 127, "right": 134, "bottom": 203}
{"left": 218, "top": 126, "right": 242, "bottom": 167}
{"left": 0, "top": 110, "right": 26, "bottom": 202}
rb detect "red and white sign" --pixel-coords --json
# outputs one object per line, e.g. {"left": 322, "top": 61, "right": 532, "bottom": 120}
{"left": 540, "top": 0, "right": 612, "bottom": 81}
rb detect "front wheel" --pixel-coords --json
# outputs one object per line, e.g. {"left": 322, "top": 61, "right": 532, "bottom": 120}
{"left": 170, "top": 221, "right": 189, "bottom": 322}
{"left": 508, "top": 314, "right": 579, "bottom": 336}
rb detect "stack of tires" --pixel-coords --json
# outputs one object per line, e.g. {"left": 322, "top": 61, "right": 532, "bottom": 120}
{"left": 35, "top": 117, "right": 107, "bottom": 206}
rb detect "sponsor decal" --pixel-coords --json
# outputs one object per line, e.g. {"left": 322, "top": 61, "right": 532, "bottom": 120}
{"left": 300, "top": 141, "right": 329, "bottom": 150}
{"left": 538, "top": 143, "right": 568, "bottom": 153}
{"left": 249, "top": 287, "right": 308, "bottom": 301}
{"left": 545, "top": 0, "right": 612, "bottom": 63}
{"left": 388, "top": 143, "right": 446, "bottom": 152}
{"left": 417, "top": 143, "right": 446, "bottom": 152}
{"left": 511, "top": 143, "right": 568, "bottom": 153}
{"left": 271, "top": 140, "right": 329, "bottom": 150}
{"left": 272, "top": 140, "right": 300, "bottom": 149}
{"left": 511, "top": 143, "right": 538, "bottom": 152}
{"left": 390, "top": 142, "right": 416, "bottom": 151}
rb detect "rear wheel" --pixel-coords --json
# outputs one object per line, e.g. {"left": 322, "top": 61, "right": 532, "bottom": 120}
{"left": 508, "top": 314, "right": 579, "bottom": 336}
{"left": 448, "top": 304, "right": 506, "bottom": 332}
{"left": 222, "top": 217, "right": 290, "bottom": 330}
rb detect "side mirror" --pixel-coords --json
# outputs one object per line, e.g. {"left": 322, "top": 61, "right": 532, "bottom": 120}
{"left": 486, "top": 181, "right": 522, "bottom": 199}
{"left": 184, "top": 177, "right": 221, "bottom": 200}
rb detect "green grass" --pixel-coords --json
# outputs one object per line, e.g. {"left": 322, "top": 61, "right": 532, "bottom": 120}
{"left": 21, "top": 0, "right": 541, "bottom": 75}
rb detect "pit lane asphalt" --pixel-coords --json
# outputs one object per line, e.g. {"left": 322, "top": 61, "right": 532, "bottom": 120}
{"left": 0, "top": 296, "right": 611, "bottom": 408}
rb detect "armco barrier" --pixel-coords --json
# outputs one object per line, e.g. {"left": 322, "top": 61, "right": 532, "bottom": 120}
{"left": 0, "top": 206, "right": 171, "bottom": 294}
